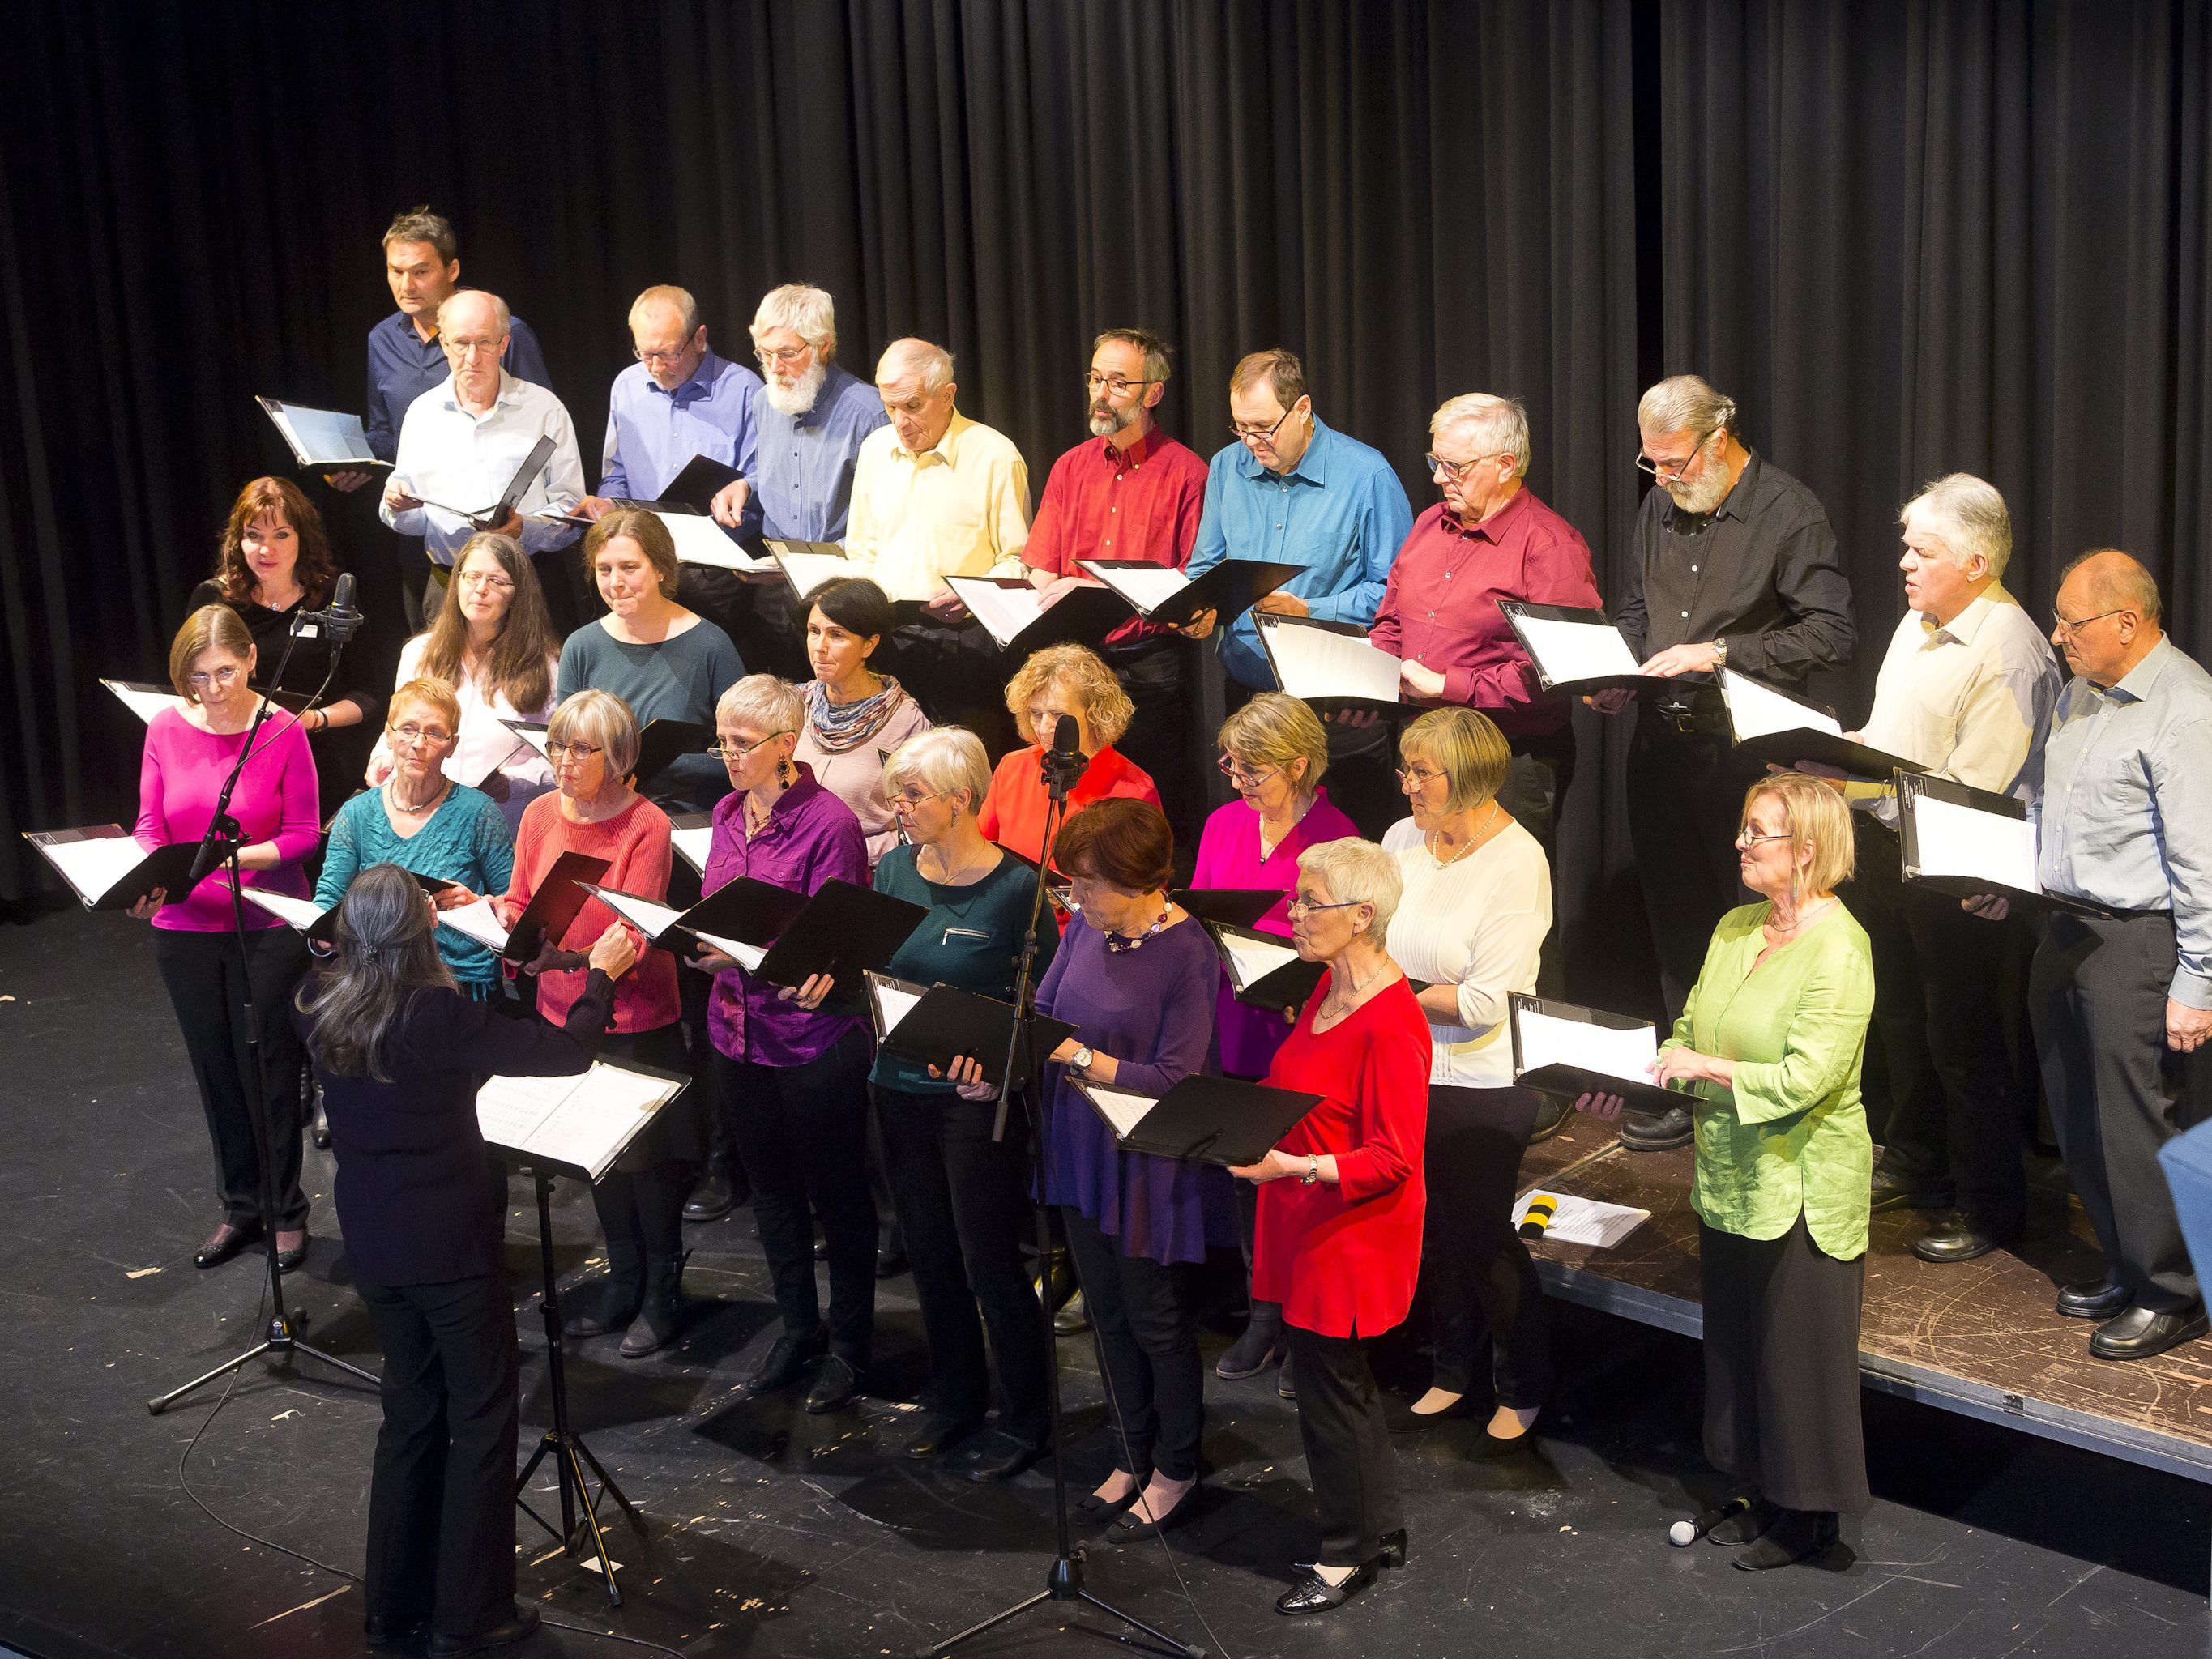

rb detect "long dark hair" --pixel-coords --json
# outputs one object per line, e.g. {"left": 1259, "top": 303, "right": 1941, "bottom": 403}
{"left": 297, "top": 864, "right": 456, "bottom": 1080}
{"left": 416, "top": 531, "right": 557, "bottom": 716}
{"left": 214, "top": 476, "right": 336, "bottom": 607}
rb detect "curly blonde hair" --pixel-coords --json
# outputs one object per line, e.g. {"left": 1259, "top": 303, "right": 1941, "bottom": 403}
{"left": 1003, "top": 643, "right": 1134, "bottom": 748}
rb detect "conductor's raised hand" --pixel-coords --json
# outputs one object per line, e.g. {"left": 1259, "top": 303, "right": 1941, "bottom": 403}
{"left": 777, "top": 970, "right": 836, "bottom": 1009}
{"left": 587, "top": 923, "right": 639, "bottom": 980}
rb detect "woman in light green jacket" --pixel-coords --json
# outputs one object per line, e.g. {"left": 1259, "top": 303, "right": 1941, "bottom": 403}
{"left": 1578, "top": 771, "right": 1874, "bottom": 1571}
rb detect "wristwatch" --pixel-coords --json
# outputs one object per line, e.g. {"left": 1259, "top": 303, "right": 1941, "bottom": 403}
{"left": 1300, "top": 1155, "right": 1321, "bottom": 1186}
{"left": 1071, "top": 1046, "right": 1095, "bottom": 1074}
{"left": 1711, "top": 638, "right": 1728, "bottom": 667}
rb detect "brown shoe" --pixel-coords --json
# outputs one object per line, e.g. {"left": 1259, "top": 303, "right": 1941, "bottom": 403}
{"left": 195, "top": 1220, "right": 261, "bottom": 1269}
{"left": 274, "top": 1229, "right": 310, "bottom": 1273}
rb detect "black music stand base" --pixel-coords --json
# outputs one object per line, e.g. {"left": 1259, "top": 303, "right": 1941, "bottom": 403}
{"left": 147, "top": 1311, "right": 380, "bottom": 1414}
{"left": 916, "top": 1546, "right": 1205, "bottom": 1659}
{"left": 516, "top": 1171, "right": 643, "bottom": 1606}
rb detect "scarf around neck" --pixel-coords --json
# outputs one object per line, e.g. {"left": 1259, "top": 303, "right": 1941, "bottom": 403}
{"left": 804, "top": 674, "right": 908, "bottom": 753}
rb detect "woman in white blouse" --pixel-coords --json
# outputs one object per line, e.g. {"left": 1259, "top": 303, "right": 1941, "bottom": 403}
{"left": 1381, "top": 707, "right": 1553, "bottom": 1453}
{"left": 368, "top": 533, "right": 560, "bottom": 833}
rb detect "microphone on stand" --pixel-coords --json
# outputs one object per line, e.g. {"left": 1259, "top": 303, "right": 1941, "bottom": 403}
{"left": 299, "top": 571, "right": 365, "bottom": 645}
{"left": 1040, "top": 713, "right": 1086, "bottom": 803}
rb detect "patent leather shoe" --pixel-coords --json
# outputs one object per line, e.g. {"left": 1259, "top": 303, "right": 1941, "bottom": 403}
{"left": 1910, "top": 1211, "right": 2017, "bottom": 1265}
{"left": 194, "top": 1219, "right": 261, "bottom": 1269}
{"left": 2056, "top": 1277, "right": 2131, "bottom": 1320}
{"left": 1275, "top": 1559, "right": 1376, "bottom": 1615}
{"left": 1618, "top": 1104, "right": 1693, "bottom": 1151}
{"left": 2090, "top": 1303, "right": 2208, "bottom": 1362}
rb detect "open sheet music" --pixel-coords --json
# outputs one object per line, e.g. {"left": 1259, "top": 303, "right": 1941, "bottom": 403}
{"left": 580, "top": 883, "right": 764, "bottom": 969}
{"left": 256, "top": 396, "right": 386, "bottom": 471}
{"left": 101, "top": 679, "right": 185, "bottom": 725}
{"left": 656, "top": 510, "right": 772, "bottom": 572}
{"left": 1719, "top": 668, "right": 1922, "bottom": 778}
{"left": 414, "top": 434, "right": 556, "bottom": 529}
{"left": 476, "top": 1059, "right": 685, "bottom": 1183}
{"left": 946, "top": 575, "right": 1131, "bottom": 652}
{"left": 865, "top": 971, "right": 1073, "bottom": 1090}
{"left": 1508, "top": 994, "right": 1682, "bottom": 1110}
{"left": 668, "top": 812, "right": 714, "bottom": 878}
{"left": 1254, "top": 615, "right": 1400, "bottom": 705}
{"left": 767, "top": 541, "right": 855, "bottom": 602}
{"left": 1495, "top": 602, "right": 1655, "bottom": 692}
{"left": 22, "top": 825, "right": 201, "bottom": 911}
{"left": 1072, "top": 1074, "right": 1323, "bottom": 1166}
{"left": 1511, "top": 1188, "right": 1652, "bottom": 1249}
{"left": 1206, "top": 922, "right": 1326, "bottom": 1010}
{"left": 1896, "top": 774, "right": 2103, "bottom": 914}
{"left": 1076, "top": 557, "right": 1300, "bottom": 630}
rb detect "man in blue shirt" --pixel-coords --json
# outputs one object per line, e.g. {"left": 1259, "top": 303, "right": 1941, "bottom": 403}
{"left": 1180, "top": 348, "right": 1414, "bottom": 833}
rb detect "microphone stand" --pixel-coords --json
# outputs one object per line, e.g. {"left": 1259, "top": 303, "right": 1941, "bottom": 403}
{"left": 920, "top": 732, "right": 1202, "bottom": 1659}
{"left": 149, "top": 601, "right": 381, "bottom": 1414}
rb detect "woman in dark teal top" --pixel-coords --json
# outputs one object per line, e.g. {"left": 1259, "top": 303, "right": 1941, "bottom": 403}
{"left": 870, "top": 727, "right": 1057, "bottom": 1480}
{"left": 317, "top": 680, "right": 515, "bottom": 994}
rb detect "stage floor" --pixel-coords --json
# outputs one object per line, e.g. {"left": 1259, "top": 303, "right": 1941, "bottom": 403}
{"left": 2, "top": 903, "right": 2210, "bottom": 1658}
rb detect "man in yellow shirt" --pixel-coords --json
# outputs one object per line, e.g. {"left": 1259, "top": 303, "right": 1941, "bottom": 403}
{"left": 844, "top": 338, "right": 1031, "bottom": 748}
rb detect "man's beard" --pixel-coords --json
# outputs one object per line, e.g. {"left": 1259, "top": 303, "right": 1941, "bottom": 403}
{"left": 1087, "top": 401, "right": 1133, "bottom": 438}
{"left": 763, "top": 359, "right": 828, "bottom": 416}
{"left": 1665, "top": 462, "right": 1732, "bottom": 516}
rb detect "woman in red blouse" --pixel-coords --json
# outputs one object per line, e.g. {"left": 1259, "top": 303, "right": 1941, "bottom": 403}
{"left": 1233, "top": 837, "right": 1431, "bottom": 1616}
{"left": 977, "top": 642, "right": 1161, "bottom": 868}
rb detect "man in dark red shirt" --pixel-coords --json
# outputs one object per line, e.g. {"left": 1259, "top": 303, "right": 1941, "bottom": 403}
{"left": 1023, "top": 328, "right": 1211, "bottom": 848}
{"left": 1372, "top": 392, "right": 1601, "bottom": 873}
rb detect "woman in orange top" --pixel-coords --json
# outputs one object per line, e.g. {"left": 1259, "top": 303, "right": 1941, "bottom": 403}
{"left": 977, "top": 643, "right": 1161, "bottom": 869}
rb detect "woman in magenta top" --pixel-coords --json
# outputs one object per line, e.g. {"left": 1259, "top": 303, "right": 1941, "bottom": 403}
{"left": 501, "top": 689, "right": 689, "bottom": 1360}
{"left": 134, "top": 606, "right": 322, "bottom": 1273}
{"left": 1234, "top": 837, "right": 1431, "bottom": 1616}
{"left": 1190, "top": 692, "right": 1360, "bottom": 1381}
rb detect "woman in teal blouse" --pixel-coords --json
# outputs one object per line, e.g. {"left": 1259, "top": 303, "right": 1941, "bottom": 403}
{"left": 317, "top": 679, "right": 515, "bottom": 996}
{"left": 1577, "top": 771, "right": 1874, "bottom": 1570}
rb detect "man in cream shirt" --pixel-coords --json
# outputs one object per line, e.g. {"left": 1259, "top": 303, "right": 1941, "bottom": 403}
{"left": 1845, "top": 473, "right": 2060, "bottom": 1264}
{"left": 843, "top": 337, "right": 1030, "bottom": 747}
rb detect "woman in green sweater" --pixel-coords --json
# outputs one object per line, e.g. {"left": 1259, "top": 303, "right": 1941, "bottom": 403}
{"left": 1577, "top": 770, "right": 1874, "bottom": 1570}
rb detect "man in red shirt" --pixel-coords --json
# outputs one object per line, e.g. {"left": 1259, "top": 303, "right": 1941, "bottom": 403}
{"left": 1024, "top": 328, "right": 1211, "bottom": 851}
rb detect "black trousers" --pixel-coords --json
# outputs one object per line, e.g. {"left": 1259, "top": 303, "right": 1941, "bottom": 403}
{"left": 152, "top": 924, "right": 311, "bottom": 1230}
{"left": 2032, "top": 911, "right": 2212, "bottom": 1310}
{"left": 1286, "top": 1324, "right": 1404, "bottom": 1567}
{"left": 1625, "top": 718, "right": 1759, "bottom": 1018}
{"left": 1699, "top": 1218, "right": 1869, "bottom": 1514}
{"left": 716, "top": 1028, "right": 878, "bottom": 1359}
{"left": 588, "top": 1023, "right": 695, "bottom": 1264}
{"left": 1848, "top": 815, "right": 2030, "bottom": 1227}
{"left": 1423, "top": 1085, "right": 1552, "bottom": 1408}
{"left": 1105, "top": 638, "right": 1200, "bottom": 857}
{"left": 891, "top": 621, "right": 1018, "bottom": 758}
{"left": 873, "top": 1085, "right": 1049, "bottom": 1444}
{"left": 1061, "top": 1205, "right": 1205, "bottom": 1481}
{"left": 360, "top": 1273, "right": 519, "bottom": 1637}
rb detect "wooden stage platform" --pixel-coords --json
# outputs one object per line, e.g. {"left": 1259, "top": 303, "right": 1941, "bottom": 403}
{"left": 1520, "top": 1113, "right": 2212, "bottom": 1491}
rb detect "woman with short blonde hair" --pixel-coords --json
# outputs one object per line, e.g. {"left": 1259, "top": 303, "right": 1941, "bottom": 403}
{"left": 979, "top": 644, "right": 1159, "bottom": 870}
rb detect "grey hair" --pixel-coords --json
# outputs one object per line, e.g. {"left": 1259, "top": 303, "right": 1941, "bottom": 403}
{"left": 1296, "top": 837, "right": 1403, "bottom": 940}
{"left": 1901, "top": 472, "right": 2012, "bottom": 580}
{"left": 716, "top": 672, "right": 806, "bottom": 739}
{"left": 877, "top": 337, "right": 954, "bottom": 395}
{"left": 1432, "top": 393, "right": 1531, "bottom": 479}
{"left": 2060, "top": 549, "right": 2164, "bottom": 623}
{"left": 549, "top": 688, "right": 640, "bottom": 780}
{"left": 1638, "top": 373, "right": 1737, "bottom": 439}
{"left": 436, "top": 288, "right": 510, "bottom": 339}
{"left": 883, "top": 726, "right": 992, "bottom": 815}
{"left": 296, "top": 863, "right": 455, "bottom": 1080}
{"left": 752, "top": 283, "right": 839, "bottom": 358}
{"left": 630, "top": 284, "right": 702, "bottom": 338}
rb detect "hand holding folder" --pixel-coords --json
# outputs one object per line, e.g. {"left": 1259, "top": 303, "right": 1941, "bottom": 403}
{"left": 1073, "top": 1074, "right": 1323, "bottom": 1166}
{"left": 866, "top": 972, "right": 1077, "bottom": 1092}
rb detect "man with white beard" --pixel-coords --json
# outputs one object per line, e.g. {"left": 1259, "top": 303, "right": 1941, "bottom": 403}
{"left": 1594, "top": 373, "right": 1857, "bottom": 1151}
{"left": 708, "top": 284, "right": 888, "bottom": 678}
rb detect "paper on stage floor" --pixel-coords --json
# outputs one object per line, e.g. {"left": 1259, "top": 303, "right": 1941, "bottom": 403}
{"left": 1512, "top": 1188, "right": 1651, "bottom": 1250}
{"left": 1511, "top": 612, "right": 1642, "bottom": 687}
{"left": 657, "top": 510, "right": 771, "bottom": 572}
{"left": 1908, "top": 789, "right": 2041, "bottom": 893}
{"left": 257, "top": 397, "right": 382, "bottom": 470}
{"left": 1515, "top": 1004, "right": 1659, "bottom": 1087}
{"left": 1720, "top": 669, "right": 1843, "bottom": 742}
{"left": 477, "top": 1061, "right": 682, "bottom": 1183}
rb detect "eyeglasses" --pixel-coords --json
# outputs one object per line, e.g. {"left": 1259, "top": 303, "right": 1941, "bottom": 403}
{"left": 754, "top": 343, "right": 813, "bottom": 368}
{"left": 1217, "top": 754, "right": 1278, "bottom": 788}
{"left": 1635, "top": 429, "right": 1718, "bottom": 482}
{"left": 1286, "top": 894, "right": 1365, "bottom": 918}
{"left": 892, "top": 787, "right": 945, "bottom": 810}
{"left": 1085, "top": 372, "right": 1156, "bottom": 399}
{"left": 1394, "top": 763, "right": 1445, "bottom": 787}
{"left": 1424, "top": 451, "right": 1502, "bottom": 480}
{"left": 634, "top": 340, "right": 698, "bottom": 366}
{"left": 2052, "top": 607, "right": 2124, "bottom": 636}
{"left": 455, "top": 569, "right": 515, "bottom": 592}
{"left": 707, "top": 731, "right": 794, "bottom": 761}
{"left": 186, "top": 666, "right": 241, "bottom": 689}
{"left": 1230, "top": 405, "right": 1300, "bottom": 448}
{"left": 389, "top": 723, "right": 455, "bottom": 747}
{"left": 443, "top": 339, "right": 502, "bottom": 360}
{"left": 544, "top": 740, "right": 603, "bottom": 761}
{"left": 1736, "top": 828, "right": 1792, "bottom": 848}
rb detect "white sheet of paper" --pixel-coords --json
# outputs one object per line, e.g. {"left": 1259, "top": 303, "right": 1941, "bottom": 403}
{"left": 777, "top": 550, "right": 854, "bottom": 601}
{"left": 1083, "top": 1082, "right": 1155, "bottom": 1140}
{"left": 872, "top": 978, "right": 924, "bottom": 1035}
{"left": 671, "top": 821, "right": 713, "bottom": 876}
{"left": 238, "top": 889, "right": 330, "bottom": 932}
{"left": 32, "top": 832, "right": 153, "bottom": 905}
{"left": 1513, "top": 1188, "right": 1652, "bottom": 1250}
{"left": 1910, "top": 792, "right": 2040, "bottom": 893}
{"left": 104, "top": 679, "right": 185, "bottom": 725}
{"left": 591, "top": 888, "right": 686, "bottom": 943}
{"left": 692, "top": 929, "right": 766, "bottom": 970}
{"left": 1721, "top": 669, "right": 1842, "bottom": 742}
{"left": 501, "top": 722, "right": 553, "bottom": 760}
{"left": 1514, "top": 1006, "right": 1659, "bottom": 1087}
{"left": 1258, "top": 619, "right": 1401, "bottom": 703}
{"left": 438, "top": 897, "right": 510, "bottom": 953}
{"left": 1078, "top": 561, "right": 1189, "bottom": 614}
{"left": 1512, "top": 614, "right": 1642, "bottom": 686}
{"left": 1218, "top": 929, "right": 1300, "bottom": 995}
{"left": 265, "top": 402, "right": 376, "bottom": 467}
{"left": 476, "top": 1061, "right": 679, "bottom": 1182}
{"left": 946, "top": 578, "right": 1047, "bottom": 648}
{"left": 658, "top": 510, "right": 769, "bottom": 571}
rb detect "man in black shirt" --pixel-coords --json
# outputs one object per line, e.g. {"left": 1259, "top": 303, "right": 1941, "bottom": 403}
{"left": 1596, "top": 374, "right": 1856, "bottom": 1149}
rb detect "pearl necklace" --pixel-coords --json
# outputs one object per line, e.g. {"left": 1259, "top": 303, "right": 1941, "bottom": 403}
{"left": 1425, "top": 800, "right": 1501, "bottom": 868}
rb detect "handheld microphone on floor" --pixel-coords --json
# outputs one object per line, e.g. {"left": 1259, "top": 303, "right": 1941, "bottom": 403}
{"left": 1670, "top": 1494, "right": 1752, "bottom": 1546}
{"left": 1517, "top": 1192, "right": 1561, "bottom": 1240}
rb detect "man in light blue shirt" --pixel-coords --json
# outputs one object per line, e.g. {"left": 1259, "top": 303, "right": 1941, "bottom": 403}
{"left": 2007, "top": 549, "right": 2212, "bottom": 1361}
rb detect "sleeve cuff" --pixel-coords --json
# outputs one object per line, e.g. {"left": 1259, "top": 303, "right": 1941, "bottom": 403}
{"left": 2170, "top": 968, "right": 2212, "bottom": 1011}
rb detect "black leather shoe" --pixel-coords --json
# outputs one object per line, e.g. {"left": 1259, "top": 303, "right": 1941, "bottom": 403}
{"left": 1275, "top": 1559, "right": 1377, "bottom": 1615}
{"left": 1528, "top": 1094, "right": 1570, "bottom": 1144}
{"left": 1111, "top": 1478, "right": 1202, "bottom": 1537}
{"left": 1869, "top": 1164, "right": 1953, "bottom": 1215}
{"left": 805, "top": 1354, "right": 862, "bottom": 1414}
{"left": 1467, "top": 1422, "right": 1538, "bottom": 1462}
{"left": 428, "top": 1603, "right": 540, "bottom": 1654}
{"left": 902, "top": 1409, "right": 983, "bottom": 1460}
{"left": 1911, "top": 1211, "right": 2018, "bottom": 1265}
{"left": 310, "top": 1098, "right": 331, "bottom": 1149}
{"left": 1077, "top": 1474, "right": 1147, "bottom": 1520}
{"left": 2090, "top": 1303, "right": 2209, "bottom": 1362}
{"left": 273, "top": 1229, "right": 310, "bottom": 1273}
{"left": 194, "top": 1219, "right": 262, "bottom": 1269}
{"left": 1732, "top": 1508, "right": 1837, "bottom": 1572}
{"left": 1619, "top": 1104, "right": 1693, "bottom": 1151}
{"left": 2057, "top": 1277, "right": 2132, "bottom": 1320}
{"left": 1053, "top": 1289, "right": 1090, "bottom": 1337}
{"left": 365, "top": 1613, "right": 425, "bottom": 1648}
{"left": 1377, "top": 1529, "right": 1407, "bottom": 1568}
{"left": 682, "top": 1169, "right": 736, "bottom": 1224}
{"left": 1215, "top": 1316, "right": 1286, "bottom": 1380}
{"left": 960, "top": 1430, "right": 1040, "bottom": 1483}
{"left": 743, "top": 1328, "right": 826, "bottom": 1397}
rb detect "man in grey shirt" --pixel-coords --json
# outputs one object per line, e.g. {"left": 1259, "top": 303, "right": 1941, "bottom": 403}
{"left": 1987, "top": 549, "right": 2212, "bottom": 1361}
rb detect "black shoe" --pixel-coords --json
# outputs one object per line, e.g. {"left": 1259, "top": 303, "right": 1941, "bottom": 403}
{"left": 805, "top": 1354, "right": 862, "bottom": 1414}
{"left": 960, "top": 1429, "right": 1040, "bottom": 1483}
{"left": 365, "top": 1613, "right": 426, "bottom": 1648}
{"left": 1215, "top": 1313, "right": 1286, "bottom": 1380}
{"left": 1618, "top": 1104, "right": 1693, "bottom": 1151}
{"left": 876, "top": 1244, "right": 909, "bottom": 1280}
{"left": 272, "top": 1229, "right": 310, "bottom": 1273}
{"left": 194, "top": 1219, "right": 262, "bottom": 1269}
{"left": 1112, "top": 1478, "right": 1202, "bottom": 1537}
{"left": 683, "top": 1169, "right": 736, "bottom": 1224}
{"left": 1733, "top": 1508, "right": 1838, "bottom": 1571}
{"left": 1275, "top": 1559, "right": 1377, "bottom": 1615}
{"left": 2090, "top": 1303, "right": 2209, "bottom": 1361}
{"left": 1077, "top": 1473, "right": 1147, "bottom": 1520}
{"left": 1377, "top": 1529, "right": 1407, "bottom": 1569}
{"left": 1869, "top": 1163, "right": 1953, "bottom": 1215}
{"left": 743, "top": 1328, "right": 827, "bottom": 1397}
{"left": 428, "top": 1603, "right": 541, "bottom": 1655}
{"left": 1053, "top": 1289, "right": 1090, "bottom": 1337}
{"left": 1278, "top": 1357, "right": 1296, "bottom": 1401}
{"left": 1911, "top": 1211, "right": 2018, "bottom": 1265}
{"left": 310, "top": 1098, "right": 331, "bottom": 1150}
{"left": 2057, "top": 1277, "right": 2132, "bottom": 1320}
{"left": 1467, "top": 1421, "right": 1538, "bottom": 1462}
{"left": 1528, "top": 1094, "right": 1570, "bottom": 1144}
{"left": 1707, "top": 1495, "right": 1780, "bottom": 1546}
{"left": 1033, "top": 1246, "right": 1077, "bottom": 1312}
{"left": 617, "top": 1252, "right": 689, "bottom": 1358}
{"left": 562, "top": 1247, "right": 645, "bottom": 1339}
{"left": 903, "top": 1409, "right": 983, "bottom": 1459}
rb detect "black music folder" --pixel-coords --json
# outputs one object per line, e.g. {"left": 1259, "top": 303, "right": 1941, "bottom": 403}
{"left": 1719, "top": 668, "right": 1923, "bottom": 779}
{"left": 1253, "top": 614, "right": 1402, "bottom": 705}
{"left": 1172, "top": 887, "right": 1285, "bottom": 931}
{"left": 23, "top": 826, "right": 203, "bottom": 912}
{"left": 1896, "top": 773, "right": 2108, "bottom": 916}
{"left": 1077, "top": 557, "right": 1302, "bottom": 631}
{"left": 633, "top": 719, "right": 711, "bottom": 791}
{"left": 436, "top": 849, "right": 610, "bottom": 962}
{"left": 865, "top": 973, "right": 1078, "bottom": 1091}
{"left": 1073, "top": 1074, "right": 1324, "bottom": 1167}
{"left": 413, "top": 433, "right": 557, "bottom": 531}
{"left": 946, "top": 575, "right": 1135, "bottom": 654}
{"left": 1204, "top": 920, "right": 1326, "bottom": 1011}
{"left": 1508, "top": 993, "right": 1685, "bottom": 1111}
{"left": 1498, "top": 601, "right": 1711, "bottom": 696}
{"left": 255, "top": 396, "right": 387, "bottom": 472}
{"left": 579, "top": 878, "right": 761, "bottom": 957}
{"left": 631, "top": 453, "right": 743, "bottom": 517}
{"left": 667, "top": 876, "right": 926, "bottom": 991}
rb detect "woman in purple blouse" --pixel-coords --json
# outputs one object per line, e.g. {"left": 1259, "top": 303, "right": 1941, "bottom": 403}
{"left": 1191, "top": 693, "right": 1357, "bottom": 1382}
{"left": 685, "top": 675, "right": 878, "bottom": 1414}
{"left": 132, "top": 606, "right": 322, "bottom": 1273}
